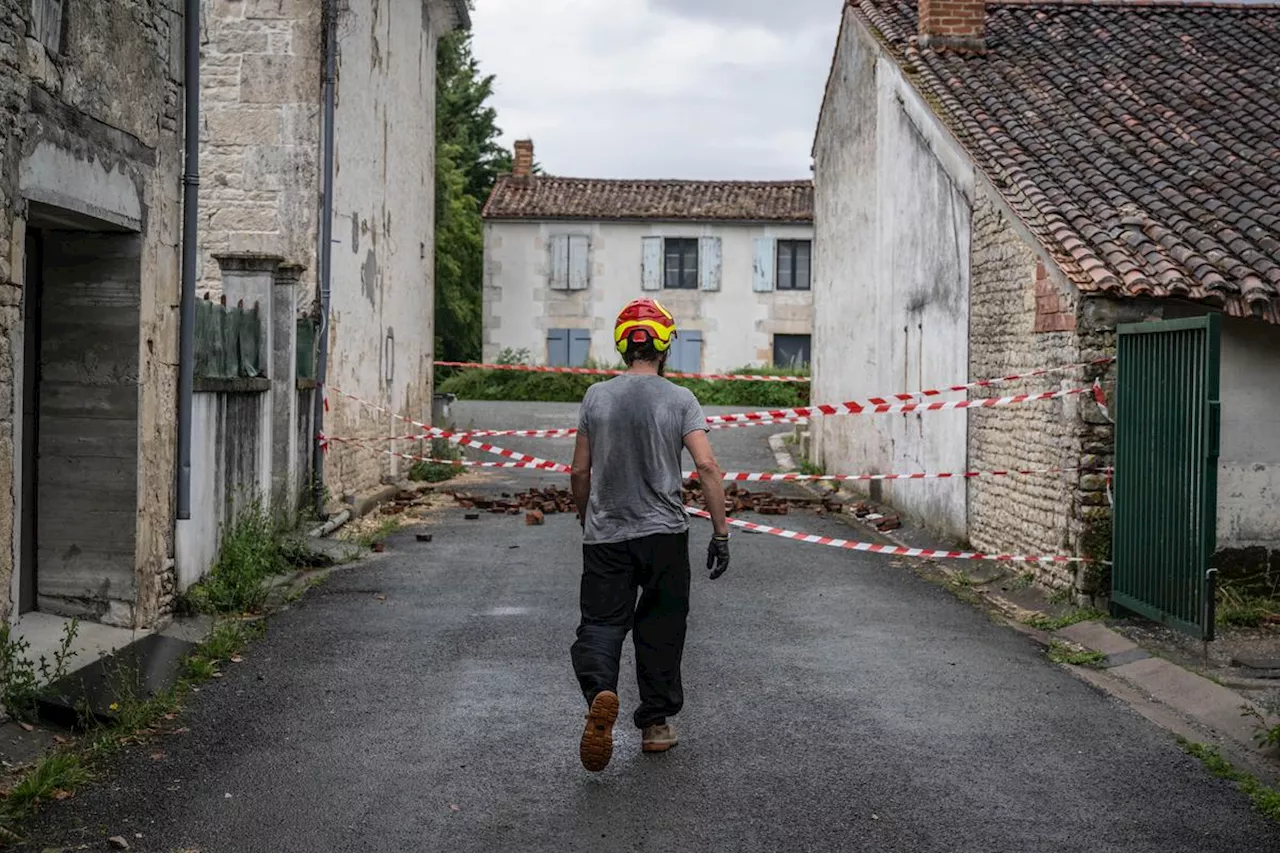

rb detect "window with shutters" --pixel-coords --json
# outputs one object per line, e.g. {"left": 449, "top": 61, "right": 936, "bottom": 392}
{"left": 547, "top": 328, "right": 592, "bottom": 367}
{"left": 776, "top": 240, "right": 812, "bottom": 291}
{"left": 663, "top": 238, "right": 699, "bottom": 290}
{"left": 549, "top": 235, "right": 590, "bottom": 291}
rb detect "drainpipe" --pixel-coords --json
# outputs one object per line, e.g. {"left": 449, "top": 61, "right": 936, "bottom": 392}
{"left": 176, "top": 0, "right": 200, "bottom": 520}
{"left": 312, "top": 0, "right": 337, "bottom": 518}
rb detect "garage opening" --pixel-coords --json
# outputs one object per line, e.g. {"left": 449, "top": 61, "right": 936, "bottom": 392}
{"left": 20, "top": 203, "right": 141, "bottom": 623}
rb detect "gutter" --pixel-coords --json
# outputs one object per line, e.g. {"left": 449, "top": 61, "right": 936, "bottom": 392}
{"left": 176, "top": 0, "right": 200, "bottom": 520}
{"left": 312, "top": 0, "right": 338, "bottom": 518}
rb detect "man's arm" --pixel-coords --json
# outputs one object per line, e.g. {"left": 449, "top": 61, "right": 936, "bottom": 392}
{"left": 570, "top": 432, "right": 591, "bottom": 527}
{"left": 683, "top": 430, "right": 728, "bottom": 536}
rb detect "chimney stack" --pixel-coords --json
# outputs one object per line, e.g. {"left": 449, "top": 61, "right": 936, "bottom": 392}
{"left": 918, "top": 0, "right": 986, "bottom": 52}
{"left": 513, "top": 139, "right": 534, "bottom": 179}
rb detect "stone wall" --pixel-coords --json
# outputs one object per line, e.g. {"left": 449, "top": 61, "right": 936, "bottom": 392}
{"left": 966, "top": 185, "right": 1112, "bottom": 592}
{"left": 0, "top": 0, "right": 183, "bottom": 624}
{"left": 199, "top": 0, "right": 321, "bottom": 298}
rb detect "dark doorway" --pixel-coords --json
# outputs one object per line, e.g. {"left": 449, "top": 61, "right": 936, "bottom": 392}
{"left": 19, "top": 232, "right": 42, "bottom": 614}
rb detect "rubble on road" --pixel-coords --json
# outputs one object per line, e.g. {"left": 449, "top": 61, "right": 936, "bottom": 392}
{"left": 451, "top": 487, "right": 576, "bottom": 516}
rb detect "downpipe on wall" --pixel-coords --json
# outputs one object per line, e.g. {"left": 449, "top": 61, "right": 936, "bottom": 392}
{"left": 176, "top": 0, "right": 200, "bottom": 521}
{"left": 312, "top": 0, "right": 338, "bottom": 518}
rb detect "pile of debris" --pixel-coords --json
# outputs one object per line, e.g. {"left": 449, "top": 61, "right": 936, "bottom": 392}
{"left": 682, "top": 480, "right": 844, "bottom": 518}
{"left": 450, "top": 487, "right": 576, "bottom": 523}
{"left": 849, "top": 501, "right": 902, "bottom": 532}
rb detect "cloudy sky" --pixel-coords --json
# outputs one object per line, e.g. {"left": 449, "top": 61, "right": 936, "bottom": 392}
{"left": 470, "top": 0, "right": 843, "bottom": 181}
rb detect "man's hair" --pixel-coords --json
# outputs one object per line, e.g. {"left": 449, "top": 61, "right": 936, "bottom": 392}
{"left": 623, "top": 340, "right": 666, "bottom": 369}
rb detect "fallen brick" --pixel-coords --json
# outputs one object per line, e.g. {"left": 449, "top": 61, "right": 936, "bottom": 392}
{"left": 525, "top": 510, "right": 545, "bottom": 526}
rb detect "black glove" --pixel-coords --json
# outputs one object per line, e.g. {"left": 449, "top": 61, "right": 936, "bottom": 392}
{"left": 706, "top": 534, "right": 730, "bottom": 580}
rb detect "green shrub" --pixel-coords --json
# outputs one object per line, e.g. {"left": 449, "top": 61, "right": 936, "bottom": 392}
{"left": 437, "top": 353, "right": 810, "bottom": 408}
{"left": 410, "top": 439, "right": 465, "bottom": 483}
{"left": 0, "top": 619, "right": 80, "bottom": 722}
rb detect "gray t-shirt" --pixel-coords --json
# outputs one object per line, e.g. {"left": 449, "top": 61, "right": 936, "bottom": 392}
{"left": 578, "top": 374, "right": 709, "bottom": 545}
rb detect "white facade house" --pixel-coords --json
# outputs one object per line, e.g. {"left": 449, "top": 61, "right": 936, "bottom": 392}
{"left": 481, "top": 142, "right": 815, "bottom": 373}
{"left": 811, "top": 0, "right": 1280, "bottom": 595}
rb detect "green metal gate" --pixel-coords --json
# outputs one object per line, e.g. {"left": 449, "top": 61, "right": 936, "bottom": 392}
{"left": 1112, "top": 314, "right": 1221, "bottom": 640}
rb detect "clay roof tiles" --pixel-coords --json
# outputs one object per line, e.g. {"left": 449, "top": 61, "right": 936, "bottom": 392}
{"left": 483, "top": 177, "right": 814, "bottom": 224}
{"left": 853, "top": 0, "right": 1280, "bottom": 323}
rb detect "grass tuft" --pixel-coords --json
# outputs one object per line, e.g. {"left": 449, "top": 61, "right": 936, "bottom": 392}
{"left": 180, "top": 500, "right": 306, "bottom": 615}
{"left": 1047, "top": 640, "right": 1106, "bottom": 667}
{"left": 1179, "top": 739, "right": 1280, "bottom": 822}
{"left": 1027, "top": 607, "right": 1107, "bottom": 632}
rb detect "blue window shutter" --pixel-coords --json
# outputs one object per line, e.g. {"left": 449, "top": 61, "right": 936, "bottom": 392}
{"left": 547, "top": 329, "right": 569, "bottom": 366}
{"left": 568, "top": 236, "right": 590, "bottom": 290}
{"left": 699, "top": 237, "right": 722, "bottom": 291}
{"left": 569, "top": 329, "right": 592, "bottom": 367}
{"left": 549, "top": 236, "right": 570, "bottom": 290}
{"left": 753, "top": 237, "right": 775, "bottom": 292}
{"left": 671, "top": 331, "right": 703, "bottom": 374}
{"left": 641, "top": 237, "right": 662, "bottom": 291}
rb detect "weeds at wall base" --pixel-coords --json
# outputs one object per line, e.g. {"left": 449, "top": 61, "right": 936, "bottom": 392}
{"left": 1179, "top": 738, "right": 1280, "bottom": 823}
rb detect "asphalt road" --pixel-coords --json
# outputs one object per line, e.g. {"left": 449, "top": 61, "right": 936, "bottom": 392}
{"left": 19, "top": 401, "right": 1280, "bottom": 852}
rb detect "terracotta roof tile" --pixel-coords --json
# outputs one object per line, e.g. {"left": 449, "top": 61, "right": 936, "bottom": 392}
{"left": 854, "top": 0, "right": 1280, "bottom": 323}
{"left": 482, "top": 177, "right": 814, "bottom": 223}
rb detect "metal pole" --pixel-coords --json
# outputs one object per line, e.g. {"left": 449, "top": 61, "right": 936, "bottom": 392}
{"left": 176, "top": 0, "right": 200, "bottom": 520}
{"left": 312, "top": 1, "right": 337, "bottom": 517}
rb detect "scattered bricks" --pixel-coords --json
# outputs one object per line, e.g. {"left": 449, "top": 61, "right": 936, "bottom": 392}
{"left": 372, "top": 542, "right": 386, "bottom": 553}
{"left": 541, "top": 501, "right": 557, "bottom": 513}
{"left": 507, "top": 507, "right": 521, "bottom": 515}
{"left": 525, "top": 510, "right": 545, "bottom": 526}
{"left": 465, "top": 512, "right": 480, "bottom": 521}
{"left": 875, "top": 515, "right": 902, "bottom": 532}
{"left": 853, "top": 502, "right": 872, "bottom": 518}
{"left": 489, "top": 507, "right": 506, "bottom": 514}
{"left": 823, "top": 499, "right": 843, "bottom": 513}
{"left": 458, "top": 500, "right": 475, "bottom": 509}
{"left": 416, "top": 533, "right": 433, "bottom": 543}
{"left": 474, "top": 499, "right": 494, "bottom": 510}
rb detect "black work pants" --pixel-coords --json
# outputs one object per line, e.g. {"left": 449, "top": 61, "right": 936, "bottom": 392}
{"left": 571, "top": 531, "right": 690, "bottom": 729}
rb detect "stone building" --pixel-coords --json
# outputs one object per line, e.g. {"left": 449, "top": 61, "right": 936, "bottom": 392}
{"left": 811, "top": 0, "right": 1280, "bottom": 594}
{"left": 482, "top": 141, "right": 816, "bottom": 372}
{"left": 0, "top": 0, "right": 185, "bottom": 626}
{"left": 196, "top": 0, "right": 468, "bottom": 507}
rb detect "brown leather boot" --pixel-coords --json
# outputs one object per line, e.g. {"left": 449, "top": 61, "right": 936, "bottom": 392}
{"left": 579, "top": 691, "right": 619, "bottom": 772}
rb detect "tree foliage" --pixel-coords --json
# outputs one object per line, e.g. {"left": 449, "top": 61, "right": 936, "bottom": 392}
{"left": 434, "top": 30, "right": 517, "bottom": 363}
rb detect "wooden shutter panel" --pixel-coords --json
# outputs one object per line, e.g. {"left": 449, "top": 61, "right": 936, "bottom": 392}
{"left": 753, "top": 238, "right": 775, "bottom": 292}
{"left": 547, "top": 329, "right": 569, "bottom": 366}
{"left": 568, "top": 235, "right": 590, "bottom": 291}
{"left": 549, "top": 236, "right": 570, "bottom": 291}
{"left": 699, "top": 237, "right": 722, "bottom": 291}
{"left": 569, "top": 329, "right": 592, "bottom": 366}
{"left": 641, "top": 237, "right": 662, "bottom": 291}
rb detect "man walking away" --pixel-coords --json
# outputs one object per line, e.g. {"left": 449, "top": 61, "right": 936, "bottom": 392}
{"left": 569, "top": 299, "right": 731, "bottom": 773}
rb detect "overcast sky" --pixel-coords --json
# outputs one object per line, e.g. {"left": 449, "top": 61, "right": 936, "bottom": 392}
{"left": 470, "top": 0, "right": 843, "bottom": 181}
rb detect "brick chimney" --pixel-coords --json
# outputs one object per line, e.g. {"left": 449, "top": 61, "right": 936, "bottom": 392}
{"left": 513, "top": 140, "right": 534, "bottom": 179}
{"left": 918, "top": 0, "right": 986, "bottom": 52}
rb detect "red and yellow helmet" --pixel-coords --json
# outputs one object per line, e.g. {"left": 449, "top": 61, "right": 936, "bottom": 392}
{"left": 614, "top": 299, "right": 678, "bottom": 355}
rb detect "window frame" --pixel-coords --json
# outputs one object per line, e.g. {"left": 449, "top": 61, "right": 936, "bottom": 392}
{"left": 772, "top": 333, "right": 812, "bottom": 369}
{"left": 663, "top": 238, "right": 700, "bottom": 290}
{"left": 775, "top": 240, "right": 812, "bottom": 291}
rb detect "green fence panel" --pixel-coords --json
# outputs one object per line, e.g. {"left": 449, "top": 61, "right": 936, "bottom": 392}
{"left": 297, "top": 317, "right": 317, "bottom": 380}
{"left": 1112, "top": 314, "right": 1221, "bottom": 639}
{"left": 194, "top": 298, "right": 265, "bottom": 380}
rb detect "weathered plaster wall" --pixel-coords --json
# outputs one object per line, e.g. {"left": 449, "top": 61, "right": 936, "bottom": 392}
{"left": 323, "top": 0, "right": 444, "bottom": 500}
{"left": 811, "top": 11, "right": 972, "bottom": 539}
{"left": 198, "top": 0, "right": 321, "bottom": 297}
{"left": 482, "top": 220, "right": 815, "bottom": 371}
{"left": 1, "top": 0, "right": 183, "bottom": 625}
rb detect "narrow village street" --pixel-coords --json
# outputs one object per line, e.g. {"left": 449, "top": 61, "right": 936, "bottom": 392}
{"left": 17, "top": 405, "right": 1277, "bottom": 852}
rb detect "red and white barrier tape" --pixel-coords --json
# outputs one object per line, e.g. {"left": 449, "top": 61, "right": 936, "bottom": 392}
{"left": 686, "top": 508, "right": 1084, "bottom": 563}
{"left": 433, "top": 357, "right": 1112, "bottom": 392}
{"left": 435, "top": 361, "right": 809, "bottom": 383}
{"left": 704, "top": 386, "right": 1089, "bottom": 425}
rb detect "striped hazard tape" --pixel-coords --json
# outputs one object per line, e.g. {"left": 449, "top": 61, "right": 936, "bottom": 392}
{"left": 433, "top": 357, "right": 1111, "bottom": 390}
{"left": 685, "top": 508, "right": 1085, "bottom": 564}
{"left": 704, "top": 386, "right": 1090, "bottom": 426}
